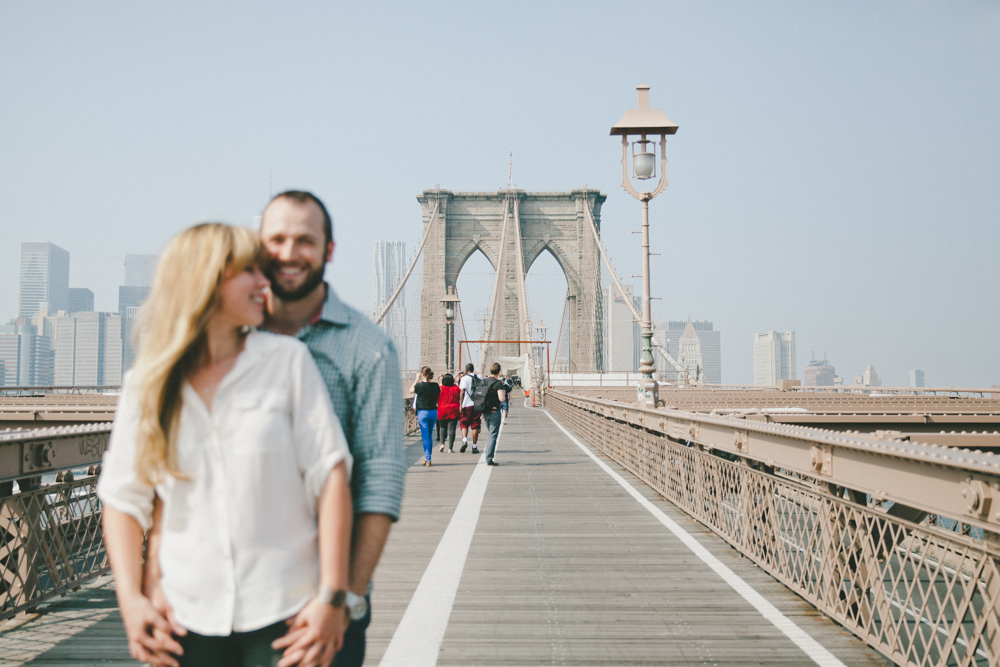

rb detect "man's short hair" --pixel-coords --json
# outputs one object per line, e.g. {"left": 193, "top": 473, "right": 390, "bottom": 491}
{"left": 490, "top": 362, "right": 501, "bottom": 375}
{"left": 465, "top": 363, "right": 475, "bottom": 373}
{"left": 268, "top": 190, "right": 334, "bottom": 247}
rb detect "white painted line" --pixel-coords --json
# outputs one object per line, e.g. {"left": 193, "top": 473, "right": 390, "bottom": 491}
{"left": 380, "top": 423, "right": 502, "bottom": 667}
{"left": 537, "top": 407, "right": 846, "bottom": 667}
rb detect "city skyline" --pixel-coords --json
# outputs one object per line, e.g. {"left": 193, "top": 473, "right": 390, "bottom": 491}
{"left": 0, "top": 240, "right": 984, "bottom": 388}
{"left": 2, "top": 3, "right": 997, "bottom": 386}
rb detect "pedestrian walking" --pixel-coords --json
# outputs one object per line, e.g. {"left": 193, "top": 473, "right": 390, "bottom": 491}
{"left": 457, "top": 363, "right": 482, "bottom": 453}
{"left": 436, "top": 373, "right": 461, "bottom": 453}
{"left": 479, "top": 363, "right": 508, "bottom": 466}
{"left": 500, "top": 374, "right": 512, "bottom": 424}
{"left": 410, "top": 367, "right": 440, "bottom": 466}
{"left": 98, "top": 223, "right": 354, "bottom": 667}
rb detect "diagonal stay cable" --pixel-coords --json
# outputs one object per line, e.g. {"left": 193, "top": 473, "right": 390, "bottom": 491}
{"left": 580, "top": 188, "right": 689, "bottom": 379}
{"left": 374, "top": 196, "right": 440, "bottom": 325}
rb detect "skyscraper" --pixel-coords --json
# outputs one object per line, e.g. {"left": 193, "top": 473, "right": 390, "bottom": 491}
{"left": 68, "top": 287, "right": 95, "bottom": 313}
{"left": 372, "top": 241, "right": 407, "bottom": 367}
{"left": 856, "top": 364, "right": 882, "bottom": 388}
{"left": 0, "top": 323, "right": 53, "bottom": 386}
{"left": 124, "top": 254, "right": 158, "bottom": 287}
{"left": 103, "top": 314, "right": 124, "bottom": 386}
{"left": 753, "top": 331, "right": 796, "bottom": 386}
{"left": 122, "top": 306, "right": 144, "bottom": 373}
{"left": 19, "top": 242, "right": 70, "bottom": 318}
{"left": 804, "top": 357, "right": 837, "bottom": 386}
{"left": 119, "top": 286, "right": 151, "bottom": 312}
{"left": 603, "top": 284, "right": 640, "bottom": 371}
{"left": 909, "top": 369, "right": 925, "bottom": 388}
{"left": 655, "top": 320, "right": 721, "bottom": 384}
{"left": 52, "top": 311, "right": 123, "bottom": 386}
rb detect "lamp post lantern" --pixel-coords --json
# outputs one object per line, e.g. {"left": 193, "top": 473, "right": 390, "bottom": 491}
{"left": 610, "top": 84, "right": 678, "bottom": 408}
{"left": 440, "top": 288, "right": 460, "bottom": 373}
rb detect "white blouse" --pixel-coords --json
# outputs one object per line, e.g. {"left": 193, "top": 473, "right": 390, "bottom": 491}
{"left": 97, "top": 331, "right": 352, "bottom": 636}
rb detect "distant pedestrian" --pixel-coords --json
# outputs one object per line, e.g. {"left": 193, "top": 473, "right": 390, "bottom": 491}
{"left": 480, "top": 363, "right": 508, "bottom": 466}
{"left": 458, "top": 363, "right": 482, "bottom": 453}
{"left": 500, "top": 374, "right": 512, "bottom": 424}
{"left": 410, "top": 367, "right": 440, "bottom": 466}
{"left": 436, "top": 373, "right": 461, "bottom": 453}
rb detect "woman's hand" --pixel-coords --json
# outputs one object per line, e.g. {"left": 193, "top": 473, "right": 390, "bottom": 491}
{"left": 272, "top": 599, "right": 348, "bottom": 667}
{"left": 142, "top": 495, "right": 187, "bottom": 664}
{"left": 118, "top": 592, "right": 184, "bottom": 666}
{"left": 103, "top": 505, "right": 184, "bottom": 666}
{"left": 145, "top": 578, "right": 187, "bottom": 665}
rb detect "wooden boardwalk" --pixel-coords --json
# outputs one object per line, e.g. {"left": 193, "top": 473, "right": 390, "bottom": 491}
{"left": 0, "top": 398, "right": 891, "bottom": 666}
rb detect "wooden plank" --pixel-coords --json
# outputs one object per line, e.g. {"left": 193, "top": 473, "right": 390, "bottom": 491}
{"left": 0, "top": 401, "right": 891, "bottom": 666}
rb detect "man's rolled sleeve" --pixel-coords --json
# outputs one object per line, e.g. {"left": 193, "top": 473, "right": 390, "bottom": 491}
{"left": 350, "top": 339, "right": 406, "bottom": 520}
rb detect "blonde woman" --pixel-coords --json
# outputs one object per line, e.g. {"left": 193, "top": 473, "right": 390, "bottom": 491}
{"left": 97, "top": 223, "right": 353, "bottom": 667}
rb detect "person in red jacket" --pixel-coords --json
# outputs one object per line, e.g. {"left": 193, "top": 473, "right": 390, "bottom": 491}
{"left": 436, "top": 373, "right": 462, "bottom": 453}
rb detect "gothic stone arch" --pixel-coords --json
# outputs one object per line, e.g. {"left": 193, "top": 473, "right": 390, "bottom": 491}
{"left": 419, "top": 188, "right": 606, "bottom": 373}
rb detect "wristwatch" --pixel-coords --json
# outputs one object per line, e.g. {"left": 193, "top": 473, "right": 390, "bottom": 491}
{"left": 345, "top": 591, "right": 369, "bottom": 621}
{"left": 317, "top": 586, "right": 368, "bottom": 620}
{"left": 316, "top": 585, "right": 347, "bottom": 609}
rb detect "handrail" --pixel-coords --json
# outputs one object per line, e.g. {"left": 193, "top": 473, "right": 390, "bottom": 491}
{"left": 0, "top": 424, "right": 112, "bottom": 483}
{"left": 550, "top": 389, "right": 1000, "bottom": 537}
{"left": 548, "top": 390, "right": 1000, "bottom": 667}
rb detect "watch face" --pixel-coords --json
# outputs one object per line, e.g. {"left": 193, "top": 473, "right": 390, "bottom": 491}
{"left": 347, "top": 592, "right": 369, "bottom": 620}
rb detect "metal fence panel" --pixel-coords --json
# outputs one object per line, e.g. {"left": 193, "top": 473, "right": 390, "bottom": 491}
{"left": 0, "top": 475, "right": 108, "bottom": 620}
{"left": 549, "top": 391, "right": 1000, "bottom": 667}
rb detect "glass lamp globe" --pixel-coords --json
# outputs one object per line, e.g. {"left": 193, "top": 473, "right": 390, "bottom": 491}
{"left": 634, "top": 151, "right": 656, "bottom": 179}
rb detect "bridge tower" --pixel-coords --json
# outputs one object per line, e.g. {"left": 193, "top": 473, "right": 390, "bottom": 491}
{"left": 418, "top": 188, "right": 606, "bottom": 374}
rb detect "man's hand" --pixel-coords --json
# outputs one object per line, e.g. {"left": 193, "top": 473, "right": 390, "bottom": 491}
{"left": 117, "top": 592, "right": 184, "bottom": 667}
{"left": 272, "top": 598, "right": 348, "bottom": 667}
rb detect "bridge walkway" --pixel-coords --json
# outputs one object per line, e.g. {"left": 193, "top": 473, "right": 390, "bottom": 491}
{"left": 0, "top": 397, "right": 890, "bottom": 666}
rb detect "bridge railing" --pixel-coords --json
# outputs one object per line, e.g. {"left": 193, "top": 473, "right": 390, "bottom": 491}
{"left": 0, "top": 425, "right": 113, "bottom": 620}
{"left": 549, "top": 389, "right": 1000, "bottom": 667}
{"left": 0, "top": 398, "right": 419, "bottom": 622}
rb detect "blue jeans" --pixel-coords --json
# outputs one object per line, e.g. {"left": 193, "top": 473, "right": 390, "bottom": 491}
{"left": 482, "top": 410, "right": 502, "bottom": 463}
{"left": 332, "top": 595, "right": 372, "bottom": 667}
{"left": 417, "top": 409, "right": 437, "bottom": 461}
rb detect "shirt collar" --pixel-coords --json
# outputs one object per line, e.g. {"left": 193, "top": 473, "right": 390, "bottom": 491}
{"left": 316, "top": 283, "right": 351, "bottom": 327}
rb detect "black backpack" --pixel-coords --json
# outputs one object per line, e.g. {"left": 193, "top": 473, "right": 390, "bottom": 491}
{"left": 471, "top": 377, "right": 499, "bottom": 413}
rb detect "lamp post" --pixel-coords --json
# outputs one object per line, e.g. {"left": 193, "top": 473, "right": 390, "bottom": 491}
{"left": 440, "top": 288, "right": 460, "bottom": 373}
{"left": 610, "top": 84, "right": 678, "bottom": 408}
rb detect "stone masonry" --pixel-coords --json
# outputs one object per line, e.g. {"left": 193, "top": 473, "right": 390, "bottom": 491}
{"left": 418, "top": 188, "right": 606, "bottom": 374}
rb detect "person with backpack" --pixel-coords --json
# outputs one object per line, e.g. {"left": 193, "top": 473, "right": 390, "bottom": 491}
{"left": 500, "top": 374, "right": 512, "bottom": 425}
{"left": 436, "top": 373, "right": 461, "bottom": 453}
{"left": 478, "top": 363, "right": 508, "bottom": 466}
{"left": 457, "top": 363, "right": 482, "bottom": 454}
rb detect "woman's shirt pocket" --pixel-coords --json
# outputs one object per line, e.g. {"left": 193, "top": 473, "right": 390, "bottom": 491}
{"left": 228, "top": 388, "right": 293, "bottom": 452}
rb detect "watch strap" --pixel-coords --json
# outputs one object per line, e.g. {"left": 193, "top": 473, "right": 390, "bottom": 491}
{"left": 316, "top": 585, "right": 347, "bottom": 608}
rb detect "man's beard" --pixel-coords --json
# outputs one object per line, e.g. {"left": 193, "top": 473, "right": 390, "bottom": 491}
{"left": 264, "top": 259, "right": 326, "bottom": 302}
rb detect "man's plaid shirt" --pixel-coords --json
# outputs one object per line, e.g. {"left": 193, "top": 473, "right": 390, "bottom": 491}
{"left": 293, "top": 286, "right": 406, "bottom": 520}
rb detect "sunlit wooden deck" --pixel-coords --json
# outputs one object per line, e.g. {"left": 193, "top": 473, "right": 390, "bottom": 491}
{"left": 0, "top": 398, "right": 890, "bottom": 666}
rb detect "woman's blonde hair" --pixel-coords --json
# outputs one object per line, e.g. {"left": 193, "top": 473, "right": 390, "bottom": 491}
{"left": 131, "top": 223, "right": 265, "bottom": 484}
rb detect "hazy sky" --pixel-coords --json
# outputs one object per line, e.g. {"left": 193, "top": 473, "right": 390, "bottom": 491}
{"left": 2, "top": 1, "right": 997, "bottom": 386}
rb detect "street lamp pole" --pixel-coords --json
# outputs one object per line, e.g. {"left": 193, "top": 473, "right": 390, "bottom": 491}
{"left": 441, "top": 289, "right": 460, "bottom": 373}
{"left": 610, "top": 85, "right": 678, "bottom": 408}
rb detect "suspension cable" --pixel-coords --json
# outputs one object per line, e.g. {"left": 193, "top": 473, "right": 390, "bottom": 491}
{"left": 580, "top": 188, "right": 690, "bottom": 381}
{"left": 373, "top": 196, "right": 440, "bottom": 325}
